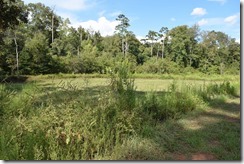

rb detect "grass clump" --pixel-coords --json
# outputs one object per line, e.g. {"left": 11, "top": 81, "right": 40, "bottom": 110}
{"left": 142, "top": 84, "right": 200, "bottom": 122}
{"left": 0, "top": 60, "right": 141, "bottom": 160}
{"left": 103, "top": 137, "right": 165, "bottom": 160}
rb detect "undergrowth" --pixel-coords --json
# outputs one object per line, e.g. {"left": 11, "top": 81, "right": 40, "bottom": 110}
{"left": 0, "top": 61, "right": 240, "bottom": 160}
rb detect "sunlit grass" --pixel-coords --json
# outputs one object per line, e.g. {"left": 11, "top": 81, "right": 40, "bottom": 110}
{"left": 0, "top": 74, "right": 240, "bottom": 160}
{"left": 33, "top": 77, "right": 233, "bottom": 93}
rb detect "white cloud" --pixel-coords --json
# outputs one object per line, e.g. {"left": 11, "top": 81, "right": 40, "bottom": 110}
{"left": 191, "top": 8, "right": 207, "bottom": 16}
{"left": 197, "top": 18, "right": 226, "bottom": 26}
{"left": 224, "top": 14, "right": 239, "bottom": 25}
{"left": 136, "top": 36, "right": 165, "bottom": 43}
{"left": 197, "top": 14, "right": 239, "bottom": 27}
{"left": 197, "top": 19, "right": 208, "bottom": 26}
{"left": 73, "top": 17, "right": 119, "bottom": 37}
{"left": 208, "top": 0, "right": 227, "bottom": 5}
{"left": 236, "top": 38, "right": 240, "bottom": 43}
{"left": 136, "top": 36, "right": 146, "bottom": 42}
{"left": 171, "top": 18, "right": 176, "bottom": 21}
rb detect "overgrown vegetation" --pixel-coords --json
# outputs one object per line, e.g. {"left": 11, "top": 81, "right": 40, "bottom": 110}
{"left": 0, "top": 61, "right": 240, "bottom": 160}
{"left": 0, "top": 0, "right": 240, "bottom": 160}
{"left": 0, "top": 1, "right": 240, "bottom": 76}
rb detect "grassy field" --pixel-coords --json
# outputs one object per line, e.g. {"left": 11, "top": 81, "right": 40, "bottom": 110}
{"left": 35, "top": 76, "right": 239, "bottom": 91}
{"left": 0, "top": 73, "right": 240, "bottom": 160}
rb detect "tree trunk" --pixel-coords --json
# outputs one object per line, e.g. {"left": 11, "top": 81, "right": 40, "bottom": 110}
{"left": 77, "top": 46, "right": 80, "bottom": 56}
{"left": 162, "top": 40, "right": 164, "bottom": 59}
{"left": 52, "top": 14, "right": 54, "bottom": 44}
{"left": 122, "top": 38, "right": 124, "bottom": 55}
{"left": 157, "top": 44, "right": 160, "bottom": 59}
{"left": 125, "top": 38, "right": 129, "bottom": 58}
{"left": 79, "top": 32, "right": 83, "bottom": 57}
{"left": 220, "top": 62, "right": 224, "bottom": 75}
{"left": 13, "top": 32, "right": 19, "bottom": 75}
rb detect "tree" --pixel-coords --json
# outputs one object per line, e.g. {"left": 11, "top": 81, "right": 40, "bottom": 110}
{"left": 146, "top": 30, "right": 158, "bottom": 57}
{"left": 0, "top": 0, "right": 28, "bottom": 43}
{"left": 159, "top": 27, "right": 169, "bottom": 59}
{"left": 10, "top": 23, "right": 28, "bottom": 74}
{"left": 27, "top": 3, "right": 62, "bottom": 45}
{"left": 167, "top": 25, "right": 198, "bottom": 68}
{"left": 0, "top": 22, "right": 28, "bottom": 75}
{"left": 199, "top": 30, "right": 238, "bottom": 74}
{"left": 101, "top": 34, "right": 121, "bottom": 57}
{"left": 122, "top": 31, "right": 143, "bottom": 64}
{"left": 115, "top": 14, "right": 130, "bottom": 58}
{"left": 20, "top": 32, "right": 60, "bottom": 74}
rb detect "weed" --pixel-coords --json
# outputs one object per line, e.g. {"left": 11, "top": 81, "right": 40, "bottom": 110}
{"left": 0, "top": 74, "right": 240, "bottom": 160}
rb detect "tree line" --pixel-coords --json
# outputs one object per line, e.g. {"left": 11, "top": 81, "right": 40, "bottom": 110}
{"left": 0, "top": 0, "right": 240, "bottom": 75}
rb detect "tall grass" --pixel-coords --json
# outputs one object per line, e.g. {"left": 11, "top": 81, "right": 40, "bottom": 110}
{"left": 141, "top": 82, "right": 201, "bottom": 122}
{"left": 0, "top": 60, "right": 140, "bottom": 160}
{"left": 0, "top": 66, "right": 240, "bottom": 160}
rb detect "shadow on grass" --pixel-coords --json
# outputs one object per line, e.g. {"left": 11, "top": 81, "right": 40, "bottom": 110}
{"left": 34, "top": 81, "right": 169, "bottom": 108}
{"left": 10, "top": 81, "right": 240, "bottom": 160}
{"left": 32, "top": 84, "right": 110, "bottom": 108}
{"left": 0, "top": 76, "right": 31, "bottom": 93}
{"left": 133, "top": 97, "right": 241, "bottom": 160}
{"left": 0, "top": 75, "right": 29, "bottom": 83}
{"left": 208, "top": 99, "right": 240, "bottom": 112}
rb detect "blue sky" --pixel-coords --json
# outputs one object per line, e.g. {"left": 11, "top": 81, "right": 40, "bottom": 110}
{"left": 23, "top": 0, "right": 240, "bottom": 42}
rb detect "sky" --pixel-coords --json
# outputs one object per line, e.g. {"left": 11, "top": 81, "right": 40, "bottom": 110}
{"left": 22, "top": 0, "right": 241, "bottom": 43}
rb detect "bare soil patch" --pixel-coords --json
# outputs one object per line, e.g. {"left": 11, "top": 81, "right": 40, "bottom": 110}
{"left": 191, "top": 153, "right": 216, "bottom": 160}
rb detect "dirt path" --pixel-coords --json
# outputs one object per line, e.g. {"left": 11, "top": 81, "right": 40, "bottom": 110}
{"left": 165, "top": 98, "right": 240, "bottom": 160}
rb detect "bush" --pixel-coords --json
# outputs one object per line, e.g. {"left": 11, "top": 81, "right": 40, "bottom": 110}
{"left": 135, "top": 57, "right": 181, "bottom": 74}
{"left": 142, "top": 82, "right": 199, "bottom": 122}
{"left": 110, "top": 59, "right": 136, "bottom": 110}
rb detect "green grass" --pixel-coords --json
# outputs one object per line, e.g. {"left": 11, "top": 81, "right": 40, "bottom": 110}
{"left": 22, "top": 72, "right": 240, "bottom": 81}
{"left": 103, "top": 97, "right": 240, "bottom": 160}
{"left": 0, "top": 73, "right": 240, "bottom": 160}
{"left": 163, "top": 98, "right": 240, "bottom": 160}
{"left": 34, "top": 77, "right": 239, "bottom": 92}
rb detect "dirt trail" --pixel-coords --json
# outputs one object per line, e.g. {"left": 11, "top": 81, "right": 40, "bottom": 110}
{"left": 174, "top": 153, "right": 217, "bottom": 160}
{"left": 169, "top": 98, "right": 240, "bottom": 160}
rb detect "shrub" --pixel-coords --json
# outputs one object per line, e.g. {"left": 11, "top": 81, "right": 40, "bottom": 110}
{"left": 110, "top": 59, "right": 136, "bottom": 111}
{"left": 142, "top": 82, "right": 199, "bottom": 122}
{"left": 135, "top": 57, "right": 181, "bottom": 74}
{"left": 194, "top": 81, "right": 239, "bottom": 101}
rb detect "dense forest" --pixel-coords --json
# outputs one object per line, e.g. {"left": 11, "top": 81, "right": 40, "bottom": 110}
{"left": 0, "top": 0, "right": 240, "bottom": 76}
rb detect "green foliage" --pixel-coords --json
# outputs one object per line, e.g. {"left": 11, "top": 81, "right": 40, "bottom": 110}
{"left": 0, "top": 85, "right": 15, "bottom": 117}
{"left": 0, "top": 1, "right": 240, "bottom": 75}
{"left": 205, "top": 81, "right": 238, "bottom": 98}
{"left": 0, "top": 68, "right": 140, "bottom": 160}
{"left": 136, "top": 57, "right": 181, "bottom": 74}
{"left": 141, "top": 80, "right": 239, "bottom": 123}
{"left": 110, "top": 59, "right": 136, "bottom": 110}
{"left": 0, "top": 77, "right": 239, "bottom": 160}
{"left": 142, "top": 89, "right": 199, "bottom": 122}
{"left": 0, "top": 0, "right": 28, "bottom": 32}
{"left": 20, "top": 32, "right": 62, "bottom": 74}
